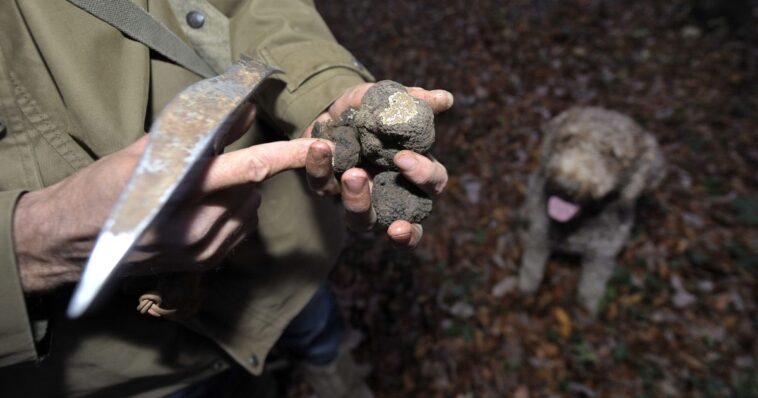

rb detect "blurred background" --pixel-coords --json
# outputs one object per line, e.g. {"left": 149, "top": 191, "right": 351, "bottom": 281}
{"left": 298, "top": 0, "right": 756, "bottom": 396}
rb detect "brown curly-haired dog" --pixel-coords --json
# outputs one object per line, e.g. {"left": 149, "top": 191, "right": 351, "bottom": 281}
{"left": 518, "top": 107, "right": 665, "bottom": 314}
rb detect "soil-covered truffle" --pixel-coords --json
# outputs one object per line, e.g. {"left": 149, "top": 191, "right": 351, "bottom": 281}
{"left": 358, "top": 129, "right": 400, "bottom": 170}
{"left": 372, "top": 171, "right": 433, "bottom": 227}
{"left": 314, "top": 80, "right": 440, "bottom": 228}
{"left": 355, "top": 80, "right": 435, "bottom": 154}
{"left": 336, "top": 107, "right": 359, "bottom": 126}
{"left": 313, "top": 123, "right": 361, "bottom": 173}
{"left": 330, "top": 126, "right": 361, "bottom": 173}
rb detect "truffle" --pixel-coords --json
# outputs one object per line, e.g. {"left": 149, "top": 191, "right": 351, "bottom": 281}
{"left": 314, "top": 80, "right": 441, "bottom": 227}
{"left": 313, "top": 124, "right": 361, "bottom": 173}
{"left": 358, "top": 128, "right": 400, "bottom": 170}
{"left": 354, "top": 80, "right": 435, "bottom": 154}
{"left": 371, "top": 172, "right": 433, "bottom": 227}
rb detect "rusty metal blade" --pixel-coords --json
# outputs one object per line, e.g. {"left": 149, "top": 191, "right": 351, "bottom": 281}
{"left": 68, "top": 56, "right": 275, "bottom": 318}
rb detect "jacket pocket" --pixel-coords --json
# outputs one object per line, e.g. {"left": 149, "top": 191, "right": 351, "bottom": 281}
{"left": 0, "top": 68, "right": 93, "bottom": 189}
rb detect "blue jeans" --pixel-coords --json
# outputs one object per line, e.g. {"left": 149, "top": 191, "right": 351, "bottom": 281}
{"left": 277, "top": 285, "right": 344, "bottom": 365}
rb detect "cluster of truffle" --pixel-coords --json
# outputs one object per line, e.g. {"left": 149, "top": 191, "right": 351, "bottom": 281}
{"left": 313, "top": 81, "right": 436, "bottom": 227}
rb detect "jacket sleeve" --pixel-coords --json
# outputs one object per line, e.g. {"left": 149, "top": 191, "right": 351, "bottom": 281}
{"left": 0, "top": 190, "right": 38, "bottom": 366}
{"left": 233, "top": 0, "right": 375, "bottom": 138}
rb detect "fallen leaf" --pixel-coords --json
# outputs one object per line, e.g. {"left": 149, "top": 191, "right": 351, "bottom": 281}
{"left": 553, "top": 307, "right": 572, "bottom": 339}
{"left": 491, "top": 276, "right": 518, "bottom": 298}
{"left": 449, "top": 301, "right": 475, "bottom": 319}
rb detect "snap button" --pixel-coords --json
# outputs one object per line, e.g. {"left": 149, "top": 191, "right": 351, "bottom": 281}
{"left": 249, "top": 355, "right": 259, "bottom": 367}
{"left": 186, "top": 11, "right": 206, "bottom": 29}
{"left": 351, "top": 58, "right": 364, "bottom": 69}
{"left": 212, "top": 360, "right": 225, "bottom": 371}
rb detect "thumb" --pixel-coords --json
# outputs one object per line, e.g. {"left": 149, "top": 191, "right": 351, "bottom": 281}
{"left": 199, "top": 138, "right": 335, "bottom": 193}
{"left": 218, "top": 102, "right": 257, "bottom": 149}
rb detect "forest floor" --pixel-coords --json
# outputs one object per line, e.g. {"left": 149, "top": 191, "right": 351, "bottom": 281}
{"left": 295, "top": 0, "right": 757, "bottom": 396}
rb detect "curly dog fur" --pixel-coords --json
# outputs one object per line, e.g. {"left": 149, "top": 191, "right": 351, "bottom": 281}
{"left": 518, "top": 107, "right": 665, "bottom": 314}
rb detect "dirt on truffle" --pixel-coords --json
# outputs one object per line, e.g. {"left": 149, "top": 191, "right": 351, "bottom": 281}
{"left": 314, "top": 81, "right": 438, "bottom": 226}
{"left": 357, "top": 128, "right": 400, "bottom": 170}
{"left": 312, "top": 123, "right": 361, "bottom": 173}
{"left": 330, "top": 126, "right": 362, "bottom": 173}
{"left": 355, "top": 80, "right": 435, "bottom": 154}
{"left": 371, "top": 171, "right": 433, "bottom": 227}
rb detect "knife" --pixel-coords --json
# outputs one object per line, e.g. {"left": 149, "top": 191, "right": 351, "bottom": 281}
{"left": 67, "top": 55, "right": 276, "bottom": 318}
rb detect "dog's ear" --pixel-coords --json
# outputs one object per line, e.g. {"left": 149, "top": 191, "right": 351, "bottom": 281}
{"left": 539, "top": 109, "right": 572, "bottom": 167}
{"left": 539, "top": 126, "right": 556, "bottom": 167}
{"left": 621, "top": 131, "right": 665, "bottom": 203}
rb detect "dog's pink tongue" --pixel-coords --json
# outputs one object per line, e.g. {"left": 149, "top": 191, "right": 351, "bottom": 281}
{"left": 547, "top": 196, "right": 580, "bottom": 222}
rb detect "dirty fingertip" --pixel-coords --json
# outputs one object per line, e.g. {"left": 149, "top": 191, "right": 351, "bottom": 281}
{"left": 310, "top": 140, "right": 334, "bottom": 157}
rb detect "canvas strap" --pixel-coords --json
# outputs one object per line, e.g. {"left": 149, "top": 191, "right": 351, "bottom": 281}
{"left": 67, "top": 0, "right": 216, "bottom": 78}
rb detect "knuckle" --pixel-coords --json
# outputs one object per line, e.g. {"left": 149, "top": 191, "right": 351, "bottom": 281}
{"left": 245, "top": 154, "right": 270, "bottom": 182}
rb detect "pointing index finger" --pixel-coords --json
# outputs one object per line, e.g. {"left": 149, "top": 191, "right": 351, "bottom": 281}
{"left": 200, "top": 138, "right": 334, "bottom": 193}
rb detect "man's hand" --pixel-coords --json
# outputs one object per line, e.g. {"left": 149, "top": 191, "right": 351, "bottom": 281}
{"left": 304, "top": 83, "right": 452, "bottom": 248}
{"left": 13, "top": 125, "right": 332, "bottom": 293}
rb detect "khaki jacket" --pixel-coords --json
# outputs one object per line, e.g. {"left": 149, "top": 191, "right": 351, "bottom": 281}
{"left": 0, "top": 0, "right": 372, "bottom": 396}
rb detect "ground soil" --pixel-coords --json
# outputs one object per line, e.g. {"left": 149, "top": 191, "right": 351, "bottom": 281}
{"left": 290, "top": 1, "right": 758, "bottom": 397}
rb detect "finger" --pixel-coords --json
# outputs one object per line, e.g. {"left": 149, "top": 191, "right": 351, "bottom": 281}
{"left": 328, "top": 83, "right": 374, "bottom": 118}
{"left": 196, "top": 186, "right": 261, "bottom": 268}
{"left": 130, "top": 184, "right": 260, "bottom": 274}
{"left": 407, "top": 87, "right": 454, "bottom": 114}
{"left": 340, "top": 168, "right": 376, "bottom": 231}
{"left": 106, "top": 134, "right": 150, "bottom": 183}
{"left": 387, "top": 221, "right": 423, "bottom": 249}
{"left": 124, "top": 134, "right": 151, "bottom": 156}
{"left": 200, "top": 138, "right": 335, "bottom": 193}
{"left": 306, "top": 141, "right": 341, "bottom": 196}
{"left": 185, "top": 183, "right": 260, "bottom": 250}
{"left": 302, "top": 112, "right": 333, "bottom": 138}
{"left": 393, "top": 150, "right": 448, "bottom": 196}
{"left": 137, "top": 182, "right": 256, "bottom": 251}
{"left": 221, "top": 102, "right": 257, "bottom": 148}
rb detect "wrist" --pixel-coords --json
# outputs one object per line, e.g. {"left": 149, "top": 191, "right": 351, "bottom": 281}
{"left": 13, "top": 188, "right": 82, "bottom": 293}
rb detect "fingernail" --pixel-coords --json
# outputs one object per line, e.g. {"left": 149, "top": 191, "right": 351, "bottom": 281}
{"left": 439, "top": 90, "right": 454, "bottom": 108}
{"left": 390, "top": 225, "right": 411, "bottom": 240}
{"left": 343, "top": 174, "right": 366, "bottom": 192}
{"left": 314, "top": 139, "right": 335, "bottom": 152}
{"left": 394, "top": 154, "right": 418, "bottom": 171}
{"left": 313, "top": 144, "right": 332, "bottom": 162}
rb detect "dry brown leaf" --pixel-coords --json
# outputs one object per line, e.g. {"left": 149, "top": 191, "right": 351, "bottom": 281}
{"left": 553, "top": 307, "right": 572, "bottom": 339}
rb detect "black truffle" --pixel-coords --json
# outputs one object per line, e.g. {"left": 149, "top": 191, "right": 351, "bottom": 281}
{"left": 313, "top": 123, "right": 361, "bottom": 173}
{"left": 354, "top": 80, "right": 435, "bottom": 154}
{"left": 371, "top": 171, "right": 433, "bottom": 227}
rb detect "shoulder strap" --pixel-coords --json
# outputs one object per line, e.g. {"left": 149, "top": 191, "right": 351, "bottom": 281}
{"left": 67, "top": 0, "right": 216, "bottom": 78}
